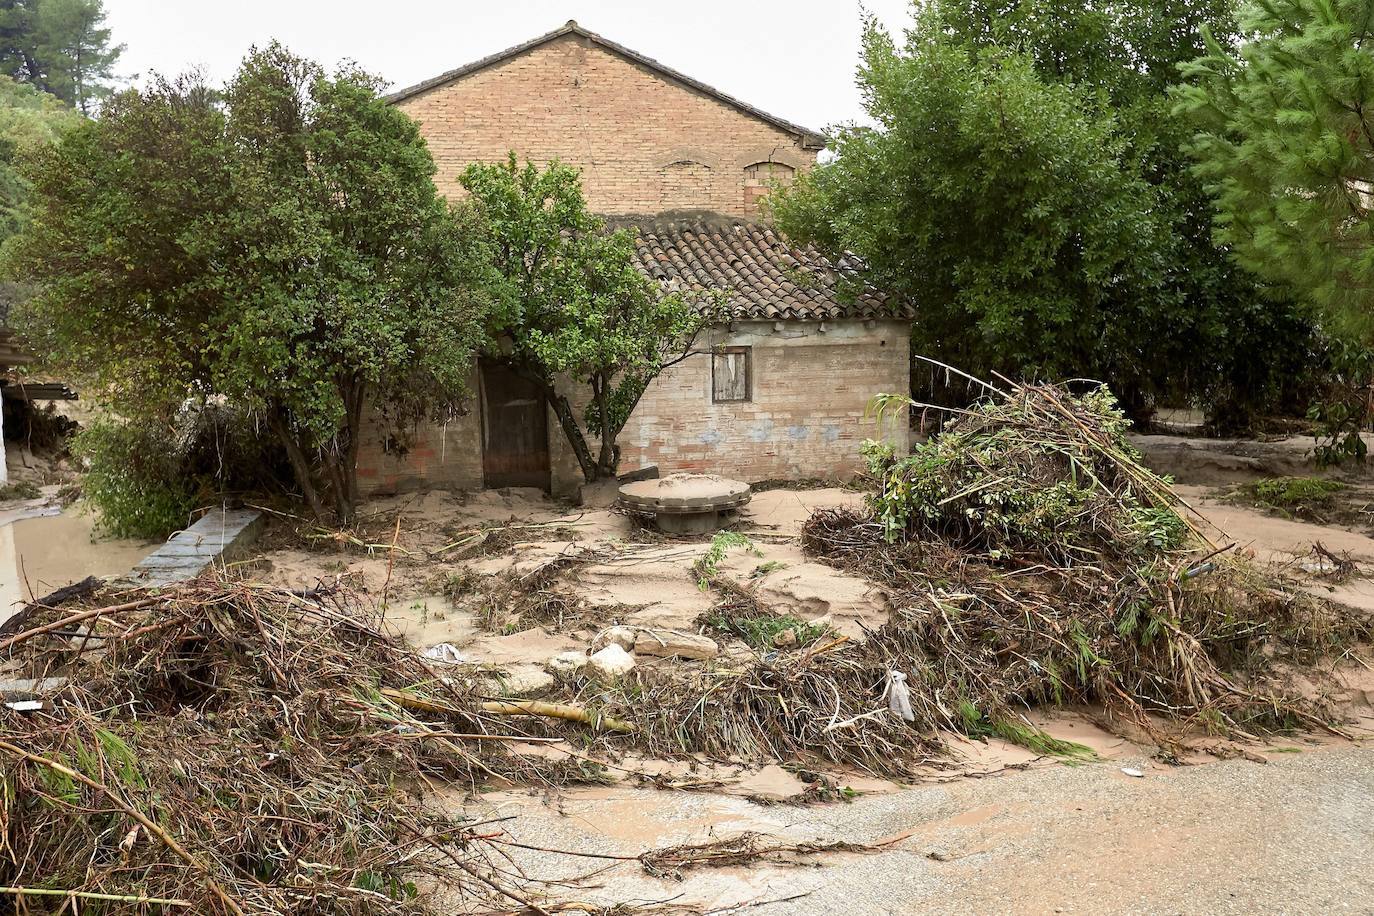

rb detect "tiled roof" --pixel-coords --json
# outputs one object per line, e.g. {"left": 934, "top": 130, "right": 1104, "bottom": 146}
{"left": 385, "top": 21, "right": 826, "bottom": 150}
{"left": 623, "top": 214, "right": 905, "bottom": 322}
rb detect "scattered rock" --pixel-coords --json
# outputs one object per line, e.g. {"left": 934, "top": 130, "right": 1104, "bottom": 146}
{"left": 546, "top": 650, "right": 588, "bottom": 676}
{"left": 488, "top": 663, "right": 555, "bottom": 697}
{"left": 634, "top": 630, "right": 719, "bottom": 660}
{"left": 578, "top": 477, "right": 622, "bottom": 509}
{"left": 597, "top": 626, "right": 638, "bottom": 652}
{"left": 587, "top": 644, "right": 636, "bottom": 678}
{"left": 772, "top": 628, "right": 798, "bottom": 648}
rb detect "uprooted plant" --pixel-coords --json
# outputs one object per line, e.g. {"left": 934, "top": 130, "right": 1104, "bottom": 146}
{"left": 571, "top": 378, "right": 1369, "bottom": 775}
{"left": 0, "top": 579, "right": 591, "bottom": 914}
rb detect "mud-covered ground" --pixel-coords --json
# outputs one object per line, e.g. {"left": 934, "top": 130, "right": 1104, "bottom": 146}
{"left": 226, "top": 475, "right": 1374, "bottom": 915}
{"left": 7, "top": 446, "right": 1373, "bottom": 914}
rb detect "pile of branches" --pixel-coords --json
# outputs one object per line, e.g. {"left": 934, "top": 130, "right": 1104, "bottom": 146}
{"left": 584, "top": 381, "right": 1368, "bottom": 774}
{"left": 0, "top": 580, "right": 567, "bottom": 915}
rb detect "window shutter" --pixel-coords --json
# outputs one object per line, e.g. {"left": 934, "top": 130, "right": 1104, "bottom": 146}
{"left": 712, "top": 347, "right": 751, "bottom": 402}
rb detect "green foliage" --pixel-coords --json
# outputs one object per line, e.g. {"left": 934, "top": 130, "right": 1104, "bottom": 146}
{"left": 0, "top": 0, "right": 123, "bottom": 113}
{"left": 1177, "top": 0, "right": 1374, "bottom": 337}
{"left": 0, "top": 73, "right": 74, "bottom": 240}
{"left": 956, "top": 701, "right": 1096, "bottom": 759}
{"left": 1236, "top": 476, "right": 1348, "bottom": 520}
{"left": 693, "top": 530, "right": 761, "bottom": 587}
{"left": 704, "top": 610, "right": 832, "bottom": 652}
{"left": 776, "top": 0, "right": 1318, "bottom": 426}
{"left": 1306, "top": 335, "right": 1374, "bottom": 465}
{"left": 749, "top": 560, "right": 788, "bottom": 578}
{"left": 774, "top": 20, "right": 1160, "bottom": 386}
{"left": 864, "top": 386, "right": 1187, "bottom": 558}
{"left": 10, "top": 44, "right": 495, "bottom": 522}
{"left": 461, "top": 156, "right": 712, "bottom": 481}
{"left": 1247, "top": 476, "right": 1346, "bottom": 508}
{"left": 0, "top": 479, "right": 39, "bottom": 499}
{"left": 72, "top": 417, "right": 198, "bottom": 540}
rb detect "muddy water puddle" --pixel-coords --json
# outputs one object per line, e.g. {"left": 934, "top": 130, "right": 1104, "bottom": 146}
{"left": 0, "top": 503, "right": 151, "bottom": 624}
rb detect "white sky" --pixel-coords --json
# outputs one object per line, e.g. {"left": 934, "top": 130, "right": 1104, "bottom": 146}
{"left": 103, "top": 0, "right": 918, "bottom": 132}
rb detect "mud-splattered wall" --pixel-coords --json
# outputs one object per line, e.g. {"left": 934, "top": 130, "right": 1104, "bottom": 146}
{"left": 617, "top": 319, "right": 910, "bottom": 483}
{"left": 355, "top": 320, "right": 908, "bottom": 496}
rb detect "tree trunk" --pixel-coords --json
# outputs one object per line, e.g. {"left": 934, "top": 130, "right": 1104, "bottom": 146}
{"left": 341, "top": 376, "right": 367, "bottom": 514}
{"left": 323, "top": 454, "right": 351, "bottom": 524}
{"left": 593, "top": 378, "right": 618, "bottom": 478}
{"left": 266, "top": 408, "right": 328, "bottom": 521}
{"left": 545, "top": 387, "right": 599, "bottom": 482}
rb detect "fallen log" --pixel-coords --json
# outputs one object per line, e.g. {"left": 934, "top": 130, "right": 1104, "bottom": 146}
{"left": 0, "top": 575, "right": 103, "bottom": 638}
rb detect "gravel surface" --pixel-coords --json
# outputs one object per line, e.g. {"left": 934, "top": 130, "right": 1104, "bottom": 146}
{"left": 459, "top": 744, "right": 1374, "bottom": 914}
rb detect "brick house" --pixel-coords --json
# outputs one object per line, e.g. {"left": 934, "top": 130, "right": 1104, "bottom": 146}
{"left": 356, "top": 21, "right": 911, "bottom": 495}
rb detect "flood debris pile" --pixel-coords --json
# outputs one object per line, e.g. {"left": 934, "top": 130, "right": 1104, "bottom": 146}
{"left": 580, "top": 382, "right": 1368, "bottom": 774}
{"left": 0, "top": 581, "right": 565, "bottom": 915}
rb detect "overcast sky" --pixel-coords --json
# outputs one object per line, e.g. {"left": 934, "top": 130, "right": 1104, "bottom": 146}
{"left": 103, "top": 0, "right": 917, "bottom": 132}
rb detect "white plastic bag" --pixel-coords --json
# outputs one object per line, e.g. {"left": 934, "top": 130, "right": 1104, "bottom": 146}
{"left": 422, "top": 643, "right": 468, "bottom": 665}
{"left": 886, "top": 670, "right": 915, "bottom": 722}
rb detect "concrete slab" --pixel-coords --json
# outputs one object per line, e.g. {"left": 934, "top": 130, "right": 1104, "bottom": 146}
{"left": 125, "top": 507, "right": 263, "bottom": 587}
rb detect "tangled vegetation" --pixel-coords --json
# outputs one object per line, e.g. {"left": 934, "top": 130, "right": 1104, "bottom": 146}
{"left": 572, "top": 381, "right": 1366, "bottom": 775}
{"left": 0, "top": 579, "right": 584, "bottom": 914}
{"left": 1231, "top": 476, "right": 1349, "bottom": 522}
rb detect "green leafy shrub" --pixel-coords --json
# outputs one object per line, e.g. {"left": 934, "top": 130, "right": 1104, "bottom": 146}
{"left": 1248, "top": 477, "right": 1346, "bottom": 508}
{"left": 0, "top": 480, "right": 41, "bottom": 500}
{"left": 74, "top": 405, "right": 289, "bottom": 540}
{"left": 1234, "top": 476, "right": 1347, "bottom": 522}
{"left": 73, "top": 418, "right": 198, "bottom": 539}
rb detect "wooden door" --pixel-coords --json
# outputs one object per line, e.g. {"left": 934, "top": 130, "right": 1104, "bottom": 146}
{"left": 480, "top": 361, "right": 550, "bottom": 490}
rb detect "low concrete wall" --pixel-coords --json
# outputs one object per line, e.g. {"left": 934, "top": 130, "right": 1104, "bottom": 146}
{"left": 126, "top": 507, "right": 264, "bottom": 588}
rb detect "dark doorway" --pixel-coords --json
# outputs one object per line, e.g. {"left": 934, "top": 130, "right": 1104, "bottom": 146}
{"left": 480, "top": 361, "right": 550, "bottom": 490}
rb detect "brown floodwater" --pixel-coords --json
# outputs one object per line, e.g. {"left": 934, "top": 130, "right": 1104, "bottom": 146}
{"left": 0, "top": 505, "right": 152, "bottom": 624}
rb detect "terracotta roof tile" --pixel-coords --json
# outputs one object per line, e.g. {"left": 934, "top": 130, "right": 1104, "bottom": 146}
{"left": 617, "top": 214, "right": 906, "bottom": 322}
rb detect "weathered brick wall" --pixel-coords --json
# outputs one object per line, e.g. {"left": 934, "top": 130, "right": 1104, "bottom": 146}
{"left": 354, "top": 366, "right": 485, "bottom": 494}
{"left": 395, "top": 33, "right": 817, "bottom": 216}
{"left": 619, "top": 320, "right": 910, "bottom": 481}
{"left": 355, "top": 320, "right": 908, "bottom": 496}
{"left": 355, "top": 411, "right": 484, "bottom": 495}
{"left": 353, "top": 33, "right": 908, "bottom": 498}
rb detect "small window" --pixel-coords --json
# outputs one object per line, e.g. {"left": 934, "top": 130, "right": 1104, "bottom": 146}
{"left": 712, "top": 347, "right": 751, "bottom": 402}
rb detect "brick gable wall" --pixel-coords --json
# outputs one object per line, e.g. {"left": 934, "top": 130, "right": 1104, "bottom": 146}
{"left": 395, "top": 33, "right": 817, "bottom": 215}
{"left": 353, "top": 32, "right": 910, "bottom": 497}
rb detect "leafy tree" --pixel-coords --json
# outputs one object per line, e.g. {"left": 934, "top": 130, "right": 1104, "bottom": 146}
{"left": 778, "top": 0, "right": 1320, "bottom": 427}
{"left": 1176, "top": 0, "right": 1374, "bottom": 336}
{"left": 938, "top": 0, "right": 1319, "bottom": 428}
{"left": 0, "top": 73, "right": 74, "bottom": 321}
{"left": 772, "top": 17, "right": 1168, "bottom": 391}
{"left": 9, "top": 44, "right": 495, "bottom": 522}
{"left": 0, "top": 73, "right": 74, "bottom": 237}
{"left": 0, "top": 0, "right": 121, "bottom": 113}
{"left": 461, "top": 156, "right": 711, "bottom": 482}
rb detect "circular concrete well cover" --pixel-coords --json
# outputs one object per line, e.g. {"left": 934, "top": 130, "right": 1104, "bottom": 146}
{"left": 618, "top": 473, "right": 751, "bottom": 515}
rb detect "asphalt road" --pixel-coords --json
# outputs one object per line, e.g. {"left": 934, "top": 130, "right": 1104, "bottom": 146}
{"left": 461, "top": 743, "right": 1374, "bottom": 915}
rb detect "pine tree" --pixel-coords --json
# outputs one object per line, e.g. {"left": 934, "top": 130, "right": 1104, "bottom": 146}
{"left": 34, "top": 0, "right": 122, "bottom": 113}
{"left": 1178, "top": 0, "right": 1374, "bottom": 336}
{"left": 0, "top": 0, "right": 121, "bottom": 112}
